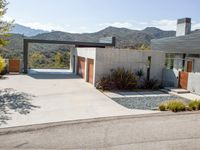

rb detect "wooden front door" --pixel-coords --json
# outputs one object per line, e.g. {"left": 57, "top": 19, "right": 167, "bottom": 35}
{"left": 78, "top": 57, "right": 85, "bottom": 78}
{"left": 87, "top": 59, "right": 94, "bottom": 84}
{"left": 179, "top": 72, "right": 188, "bottom": 89}
{"left": 187, "top": 61, "right": 193, "bottom": 72}
{"left": 9, "top": 59, "right": 20, "bottom": 73}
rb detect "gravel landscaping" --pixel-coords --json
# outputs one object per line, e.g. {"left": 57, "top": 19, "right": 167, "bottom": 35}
{"left": 112, "top": 95, "right": 190, "bottom": 110}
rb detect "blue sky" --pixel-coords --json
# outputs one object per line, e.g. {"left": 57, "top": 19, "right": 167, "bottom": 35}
{"left": 4, "top": 0, "right": 200, "bottom": 33}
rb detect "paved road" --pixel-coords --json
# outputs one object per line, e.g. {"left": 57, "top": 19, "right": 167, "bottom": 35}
{"left": 0, "top": 112, "right": 200, "bottom": 150}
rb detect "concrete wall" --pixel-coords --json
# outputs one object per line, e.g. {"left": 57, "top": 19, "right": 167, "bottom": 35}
{"left": 162, "top": 68, "right": 179, "bottom": 87}
{"left": 193, "top": 58, "right": 200, "bottom": 72}
{"left": 72, "top": 48, "right": 96, "bottom": 84}
{"left": 74, "top": 48, "right": 165, "bottom": 86}
{"left": 95, "top": 48, "right": 165, "bottom": 83}
{"left": 188, "top": 73, "right": 200, "bottom": 95}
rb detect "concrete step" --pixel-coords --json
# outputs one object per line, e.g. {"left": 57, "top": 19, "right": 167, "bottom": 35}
{"left": 164, "top": 87, "right": 190, "bottom": 94}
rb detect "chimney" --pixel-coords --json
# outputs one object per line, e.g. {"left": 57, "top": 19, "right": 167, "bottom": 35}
{"left": 176, "top": 18, "right": 191, "bottom": 36}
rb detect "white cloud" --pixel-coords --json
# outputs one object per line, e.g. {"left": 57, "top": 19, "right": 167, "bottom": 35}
{"left": 98, "top": 22, "right": 134, "bottom": 28}
{"left": 2, "top": 15, "right": 200, "bottom": 33}
{"left": 193, "top": 23, "right": 200, "bottom": 30}
{"left": 97, "top": 20, "right": 178, "bottom": 31}
{"left": 19, "top": 22, "right": 71, "bottom": 32}
{"left": 98, "top": 20, "right": 200, "bottom": 31}
{"left": 150, "top": 20, "right": 177, "bottom": 30}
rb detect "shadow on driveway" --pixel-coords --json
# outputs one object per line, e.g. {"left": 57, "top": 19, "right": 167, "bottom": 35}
{"left": 28, "top": 74, "right": 81, "bottom": 80}
{"left": 0, "top": 88, "right": 39, "bottom": 125}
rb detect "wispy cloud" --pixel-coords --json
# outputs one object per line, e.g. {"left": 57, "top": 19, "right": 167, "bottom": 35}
{"left": 3, "top": 15, "right": 200, "bottom": 33}
{"left": 98, "top": 22, "right": 135, "bottom": 29}
{"left": 20, "top": 22, "right": 71, "bottom": 32}
{"left": 150, "top": 20, "right": 177, "bottom": 30}
{"left": 193, "top": 23, "right": 200, "bottom": 30}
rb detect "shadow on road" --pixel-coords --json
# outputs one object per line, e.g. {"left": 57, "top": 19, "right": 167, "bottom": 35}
{"left": 0, "top": 88, "right": 39, "bottom": 125}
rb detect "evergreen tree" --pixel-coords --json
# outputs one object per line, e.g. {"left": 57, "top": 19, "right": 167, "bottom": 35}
{"left": 0, "top": 0, "right": 13, "bottom": 47}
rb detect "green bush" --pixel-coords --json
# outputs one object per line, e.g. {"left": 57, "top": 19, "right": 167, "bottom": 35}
{"left": 96, "top": 68, "right": 138, "bottom": 91}
{"left": 0, "top": 56, "right": 6, "bottom": 76}
{"left": 188, "top": 100, "right": 200, "bottom": 111}
{"left": 159, "top": 103, "right": 166, "bottom": 111}
{"left": 143, "top": 79, "right": 161, "bottom": 90}
{"left": 166, "top": 100, "right": 186, "bottom": 112}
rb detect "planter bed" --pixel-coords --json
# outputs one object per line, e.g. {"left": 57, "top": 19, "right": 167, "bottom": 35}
{"left": 112, "top": 95, "right": 190, "bottom": 110}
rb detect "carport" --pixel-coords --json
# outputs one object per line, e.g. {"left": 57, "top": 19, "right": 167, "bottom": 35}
{"left": 23, "top": 38, "right": 116, "bottom": 74}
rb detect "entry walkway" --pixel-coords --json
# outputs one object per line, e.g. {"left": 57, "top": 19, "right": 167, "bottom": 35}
{"left": 162, "top": 87, "right": 200, "bottom": 100}
{"left": 0, "top": 73, "right": 155, "bottom": 128}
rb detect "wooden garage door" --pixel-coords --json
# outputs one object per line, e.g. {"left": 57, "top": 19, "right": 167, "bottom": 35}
{"left": 179, "top": 72, "right": 188, "bottom": 89}
{"left": 9, "top": 59, "right": 20, "bottom": 73}
{"left": 187, "top": 61, "right": 193, "bottom": 72}
{"left": 78, "top": 57, "right": 85, "bottom": 78}
{"left": 87, "top": 58, "right": 94, "bottom": 84}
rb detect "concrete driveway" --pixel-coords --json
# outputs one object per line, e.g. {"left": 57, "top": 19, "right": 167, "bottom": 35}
{"left": 0, "top": 72, "right": 155, "bottom": 128}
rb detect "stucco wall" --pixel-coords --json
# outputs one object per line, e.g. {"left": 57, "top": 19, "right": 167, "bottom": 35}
{"left": 188, "top": 73, "right": 200, "bottom": 95}
{"left": 73, "top": 48, "right": 96, "bottom": 84}
{"left": 95, "top": 48, "right": 165, "bottom": 83}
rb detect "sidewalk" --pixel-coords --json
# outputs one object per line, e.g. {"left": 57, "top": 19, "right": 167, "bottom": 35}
{"left": 161, "top": 87, "right": 200, "bottom": 100}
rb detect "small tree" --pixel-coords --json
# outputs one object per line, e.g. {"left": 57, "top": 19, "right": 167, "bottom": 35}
{"left": 0, "top": 0, "right": 13, "bottom": 47}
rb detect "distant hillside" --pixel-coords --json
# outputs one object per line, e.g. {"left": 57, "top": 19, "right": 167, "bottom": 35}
{"left": 10, "top": 24, "right": 48, "bottom": 36}
{"left": 32, "top": 26, "right": 176, "bottom": 48}
{"left": 1, "top": 25, "right": 176, "bottom": 58}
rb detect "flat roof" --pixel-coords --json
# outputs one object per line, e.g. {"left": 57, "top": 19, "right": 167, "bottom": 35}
{"left": 151, "top": 32, "right": 200, "bottom": 54}
{"left": 24, "top": 38, "right": 116, "bottom": 48}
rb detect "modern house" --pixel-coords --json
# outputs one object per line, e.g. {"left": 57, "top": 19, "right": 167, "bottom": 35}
{"left": 151, "top": 18, "right": 200, "bottom": 95}
{"left": 71, "top": 48, "right": 165, "bottom": 86}
{"left": 22, "top": 37, "right": 165, "bottom": 87}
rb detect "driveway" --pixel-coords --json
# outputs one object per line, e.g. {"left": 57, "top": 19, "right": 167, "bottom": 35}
{"left": 0, "top": 72, "right": 155, "bottom": 128}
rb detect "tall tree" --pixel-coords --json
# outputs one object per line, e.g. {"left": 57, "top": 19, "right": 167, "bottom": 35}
{"left": 0, "top": 0, "right": 13, "bottom": 47}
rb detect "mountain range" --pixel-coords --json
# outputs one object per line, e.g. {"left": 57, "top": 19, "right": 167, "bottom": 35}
{"left": 11, "top": 24, "right": 48, "bottom": 36}
{"left": 1, "top": 24, "right": 178, "bottom": 58}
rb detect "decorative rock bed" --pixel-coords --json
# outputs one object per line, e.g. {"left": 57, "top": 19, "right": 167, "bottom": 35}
{"left": 112, "top": 95, "right": 190, "bottom": 110}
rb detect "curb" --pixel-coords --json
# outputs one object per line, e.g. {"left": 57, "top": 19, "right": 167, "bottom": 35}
{"left": 1, "top": 111, "right": 200, "bottom": 135}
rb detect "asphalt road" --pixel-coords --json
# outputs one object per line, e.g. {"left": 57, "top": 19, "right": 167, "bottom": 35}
{"left": 0, "top": 112, "right": 200, "bottom": 150}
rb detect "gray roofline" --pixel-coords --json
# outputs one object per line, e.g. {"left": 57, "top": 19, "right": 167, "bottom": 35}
{"left": 24, "top": 38, "right": 116, "bottom": 47}
{"left": 151, "top": 32, "right": 200, "bottom": 54}
{"left": 23, "top": 38, "right": 116, "bottom": 73}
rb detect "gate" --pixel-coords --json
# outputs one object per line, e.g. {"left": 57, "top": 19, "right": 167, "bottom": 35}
{"left": 9, "top": 59, "right": 20, "bottom": 73}
{"left": 179, "top": 72, "right": 188, "bottom": 89}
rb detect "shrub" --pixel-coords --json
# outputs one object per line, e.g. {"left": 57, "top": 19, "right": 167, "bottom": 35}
{"left": 159, "top": 103, "right": 166, "bottom": 111}
{"left": 110, "top": 68, "right": 138, "bottom": 90}
{"left": 0, "top": 56, "right": 6, "bottom": 77}
{"left": 136, "top": 69, "right": 144, "bottom": 78}
{"left": 96, "top": 68, "right": 138, "bottom": 91}
{"left": 166, "top": 100, "right": 186, "bottom": 112}
{"left": 96, "top": 75, "right": 115, "bottom": 91}
{"left": 143, "top": 79, "right": 161, "bottom": 90}
{"left": 188, "top": 100, "right": 200, "bottom": 111}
